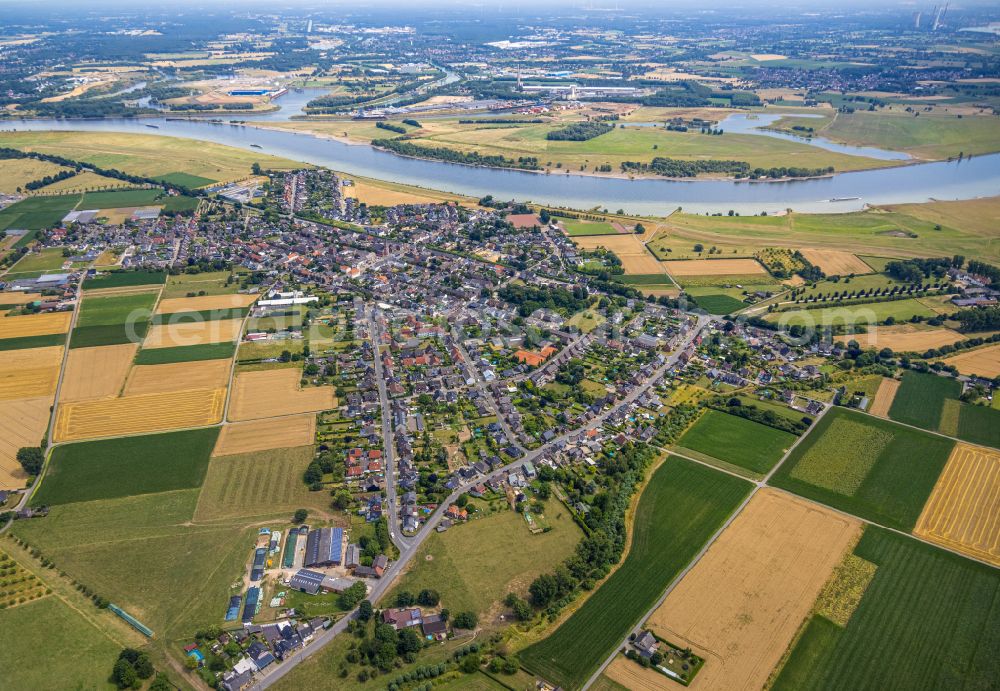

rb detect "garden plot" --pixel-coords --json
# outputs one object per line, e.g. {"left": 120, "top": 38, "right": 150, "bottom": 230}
{"left": 646, "top": 489, "right": 861, "bottom": 691}
{"left": 212, "top": 414, "right": 316, "bottom": 456}
{"left": 228, "top": 368, "right": 336, "bottom": 422}
{"left": 914, "top": 443, "right": 1000, "bottom": 567}
{"left": 58, "top": 344, "right": 138, "bottom": 402}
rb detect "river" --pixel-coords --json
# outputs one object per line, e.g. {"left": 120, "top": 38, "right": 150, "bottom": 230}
{"left": 2, "top": 105, "right": 998, "bottom": 215}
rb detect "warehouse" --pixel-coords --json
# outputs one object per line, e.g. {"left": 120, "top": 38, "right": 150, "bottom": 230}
{"left": 303, "top": 527, "right": 344, "bottom": 568}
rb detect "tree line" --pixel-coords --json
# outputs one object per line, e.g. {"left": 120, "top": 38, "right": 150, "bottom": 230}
{"left": 371, "top": 139, "right": 540, "bottom": 170}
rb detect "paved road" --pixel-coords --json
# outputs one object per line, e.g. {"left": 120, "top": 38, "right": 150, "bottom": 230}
{"left": 251, "top": 313, "right": 711, "bottom": 689}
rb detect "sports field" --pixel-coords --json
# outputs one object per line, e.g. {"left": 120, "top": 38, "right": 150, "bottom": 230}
{"left": 123, "top": 358, "right": 231, "bottom": 396}
{"left": 772, "top": 527, "right": 1000, "bottom": 690}
{"left": 675, "top": 409, "right": 797, "bottom": 476}
{"left": 53, "top": 387, "right": 226, "bottom": 441}
{"left": 914, "top": 443, "right": 1000, "bottom": 567}
{"left": 772, "top": 407, "right": 954, "bottom": 531}
{"left": 142, "top": 317, "right": 243, "bottom": 349}
{"left": 798, "top": 249, "right": 872, "bottom": 275}
{"left": 59, "top": 344, "right": 138, "bottom": 402}
{"left": 0, "top": 345, "right": 62, "bottom": 399}
{"left": 155, "top": 293, "right": 257, "bottom": 314}
{"left": 942, "top": 343, "right": 1000, "bottom": 378}
{"left": 0, "top": 311, "right": 72, "bottom": 339}
{"left": 646, "top": 490, "right": 861, "bottom": 691}
{"left": 388, "top": 506, "right": 583, "bottom": 620}
{"left": 213, "top": 414, "right": 316, "bottom": 456}
{"left": 195, "top": 445, "right": 328, "bottom": 521}
{"left": 33, "top": 427, "right": 219, "bottom": 505}
{"left": 229, "top": 368, "right": 336, "bottom": 421}
{"left": 0, "top": 396, "right": 50, "bottom": 489}
{"left": 520, "top": 457, "right": 752, "bottom": 690}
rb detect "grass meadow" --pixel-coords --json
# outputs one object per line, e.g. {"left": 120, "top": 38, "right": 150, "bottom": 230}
{"left": 84, "top": 270, "right": 166, "bottom": 291}
{"left": 520, "top": 456, "right": 752, "bottom": 689}
{"left": 676, "top": 409, "right": 798, "bottom": 475}
{"left": 772, "top": 527, "right": 1000, "bottom": 690}
{"left": 771, "top": 408, "right": 953, "bottom": 531}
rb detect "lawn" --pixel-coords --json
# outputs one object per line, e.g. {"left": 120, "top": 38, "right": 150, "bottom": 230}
{"left": 134, "top": 342, "right": 236, "bottom": 364}
{"left": 32, "top": 427, "right": 219, "bottom": 506}
{"left": 676, "top": 409, "right": 797, "bottom": 475}
{"left": 772, "top": 527, "right": 1000, "bottom": 690}
{"left": 0, "top": 596, "right": 121, "bottom": 690}
{"left": 84, "top": 270, "right": 167, "bottom": 291}
{"left": 387, "top": 507, "right": 583, "bottom": 618}
{"left": 520, "top": 456, "right": 752, "bottom": 690}
{"left": 0, "top": 194, "right": 79, "bottom": 233}
{"left": 7, "top": 247, "right": 67, "bottom": 274}
{"left": 770, "top": 408, "right": 953, "bottom": 531}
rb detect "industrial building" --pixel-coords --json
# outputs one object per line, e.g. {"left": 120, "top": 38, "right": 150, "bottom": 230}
{"left": 303, "top": 527, "right": 344, "bottom": 567}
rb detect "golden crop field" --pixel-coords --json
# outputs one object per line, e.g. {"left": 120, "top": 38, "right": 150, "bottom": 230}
{"left": 662, "top": 258, "right": 767, "bottom": 276}
{"left": 0, "top": 396, "right": 51, "bottom": 489}
{"left": 213, "top": 414, "right": 316, "bottom": 456}
{"left": 914, "top": 443, "right": 1000, "bottom": 567}
{"left": 942, "top": 344, "right": 1000, "bottom": 379}
{"left": 58, "top": 344, "right": 137, "bottom": 402}
{"left": 605, "top": 655, "right": 675, "bottom": 691}
{"left": 571, "top": 233, "right": 666, "bottom": 275}
{"left": 123, "top": 359, "right": 231, "bottom": 396}
{"left": 0, "top": 346, "right": 62, "bottom": 400}
{"left": 0, "top": 311, "right": 72, "bottom": 339}
{"left": 0, "top": 292, "right": 42, "bottom": 305}
{"left": 53, "top": 387, "right": 226, "bottom": 442}
{"left": 868, "top": 377, "right": 900, "bottom": 418}
{"left": 799, "top": 249, "right": 873, "bottom": 275}
{"left": 228, "top": 368, "right": 336, "bottom": 422}
{"left": 142, "top": 318, "right": 243, "bottom": 349}
{"left": 155, "top": 293, "right": 257, "bottom": 314}
{"left": 646, "top": 489, "right": 862, "bottom": 691}
{"left": 856, "top": 324, "right": 965, "bottom": 352}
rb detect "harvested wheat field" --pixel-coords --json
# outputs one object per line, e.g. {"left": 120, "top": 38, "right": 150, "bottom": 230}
{"left": 646, "top": 489, "right": 862, "bottom": 691}
{"left": 942, "top": 344, "right": 1000, "bottom": 379}
{"left": 123, "top": 358, "right": 231, "bottom": 396}
{"left": 799, "top": 249, "right": 873, "bottom": 276}
{"left": 572, "top": 234, "right": 665, "bottom": 274}
{"left": 54, "top": 387, "right": 225, "bottom": 441}
{"left": 0, "top": 292, "right": 42, "bottom": 305}
{"left": 155, "top": 293, "right": 257, "bottom": 314}
{"left": 0, "top": 346, "right": 62, "bottom": 400}
{"left": 914, "top": 443, "right": 1000, "bottom": 567}
{"left": 228, "top": 368, "right": 335, "bottom": 422}
{"left": 0, "top": 396, "right": 51, "bottom": 489}
{"left": 0, "top": 311, "right": 72, "bottom": 338}
{"left": 857, "top": 324, "right": 964, "bottom": 352}
{"left": 605, "top": 655, "right": 675, "bottom": 691}
{"left": 662, "top": 258, "right": 766, "bottom": 277}
{"left": 142, "top": 318, "right": 243, "bottom": 349}
{"left": 59, "top": 344, "right": 138, "bottom": 402}
{"left": 868, "top": 377, "right": 901, "bottom": 417}
{"left": 213, "top": 414, "right": 316, "bottom": 456}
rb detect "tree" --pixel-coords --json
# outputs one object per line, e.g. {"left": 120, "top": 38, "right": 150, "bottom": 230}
{"left": 358, "top": 599, "right": 373, "bottom": 621}
{"left": 397, "top": 627, "right": 422, "bottom": 657}
{"left": 459, "top": 653, "right": 480, "bottom": 673}
{"left": 395, "top": 591, "right": 415, "bottom": 607}
{"left": 417, "top": 589, "right": 440, "bottom": 607}
{"left": 133, "top": 654, "right": 154, "bottom": 680}
{"left": 149, "top": 673, "right": 172, "bottom": 691}
{"left": 112, "top": 659, "right": 139, "bottom": 689}
{"left": 452, "top": 611, "right": 478, "bottom": 630}
{"left": 251, "top": 162, "right": 262, "bottom": 175}
{"left": 339, "top": 581, "right": 367, "bottom": 609}
{"left": 15, "top": 447, "right": 43, "bottom": 476}
{"left": 292, "top": 509, "right": 309, "bottom": 524}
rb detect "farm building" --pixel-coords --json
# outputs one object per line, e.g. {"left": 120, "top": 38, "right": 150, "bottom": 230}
{"left": 289, "top": 569, "right": 357, "bottom": 595}
{"left": 242, "top": 586, "right": 261, "bottom": 624}
{"left": 303, "top": 527, "right": 344, "bottom": 567}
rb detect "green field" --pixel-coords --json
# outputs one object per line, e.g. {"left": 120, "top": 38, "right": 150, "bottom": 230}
{"left": 0, "top": 595, "right": 121, "bottom": 690}
{"left": 562, "top": 219, "right": 619, "bottom": 236}
{"left": 822, "top": 111, "right": 1000, "bottom": 159}
{"left": 690, "top": 293, "right": 747, "bottom": 315}
{"left": 69, "top": 322, "right": 148, "bottom": 349}
{"left": 33, "top": 427, "right": 219, "bottom": 506}
{"left": 152, "top": 172, "right": 217, "bottom": 188}
{"left": 195, "top": 446, "right": 330, "bottom": 521}
{"left": 237, "top": 339, "right": 305, "bottom": 361}
{"left": 889, "top": 370, "right": 1000, "bottom": 448}
{"left": 84, "top": 270, "right": 167, "bottom": 290}
{"left": 520, "top": 457, "right": 752, "bottom": 690}
{"left": 771, "top": 408, "right": 953, "bottom": 531}
{"left": 676, "top": 409, "right": 797, "bottom": 475}
{"left": 151, "top": 307, "right": 249, "bottom": 325}
{"left": 7, "top": 247, "right": 67, "bottom": 274}
{"left": 0, "top": 194, "right": 79, "bottom": 232}
{"left": 766, "top": 298, "right": 937, "bottom": 327}
{"left": 387, "top": 507, "right": 583, "bottom": 618}
{"left": 134, "top": 341, "right": 236, "bottom": 364}
{"left": 160, "top": 270, "right": 241, "bottom": 299}
{"left": 773, "top": 527, "right": 1000, "bottom": 690}
{"left": 0, "top": 332, "right": 66, "bottom": 351}
{"left": 77, "top": 291, "right": 158, "bottom": 327}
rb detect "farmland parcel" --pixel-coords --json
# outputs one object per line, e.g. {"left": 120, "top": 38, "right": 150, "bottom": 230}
{"left": 155, "top": 293, "right": 257, "bottom": 314}
{"left": 58, "top": 343, "right": 138, "bottom": 402}
{"left": 0, "top": 345, "right": 62, "bottom": 399}
{"left": 228, "top": 368, "right": 336, "bottom": 421}
{"left": 645, "top": 489, "right": 861, "bottom": 691}
{"left": 142, "top": 317, "right": 243, "bottom": 349}
{"left": 675, "top": 409, "right": 797, "bottom": 476}
{"left": 0, "top": 396, "right": 51, "bottom": 489}
{"left": 520, "top": 457, "right": 752, "bottom": 690}
{"left": 122, "top": 358, "right": 231, "bottom": 396}
{"left": 0, "top": 311, "right": 72, "bottom": 339}
{"left": 212, "top": 414, "right": 316, "bottom": 456}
